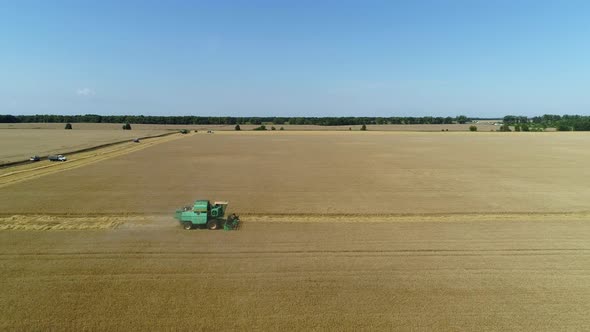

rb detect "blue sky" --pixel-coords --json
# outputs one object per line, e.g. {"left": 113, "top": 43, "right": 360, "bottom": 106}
{"left": 1, "top": 1, "right": 589, "bottom": 117}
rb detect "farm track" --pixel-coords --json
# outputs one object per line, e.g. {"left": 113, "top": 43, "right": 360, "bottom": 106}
{"left": 0, "top": 132, "right": 188, "bottom": 188}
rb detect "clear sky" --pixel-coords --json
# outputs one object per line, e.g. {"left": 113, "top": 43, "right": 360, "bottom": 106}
{"left": 1, "top": 1, "right": 589, "bottom": 117}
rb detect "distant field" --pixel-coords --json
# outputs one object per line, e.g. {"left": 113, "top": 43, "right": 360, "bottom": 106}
{"left": 1, "top": 131, "right": 589, "bottom": 215}
{"left": 0, "top": 122, "right": 501, "bottom": 131}
{"left": 0, "top": 128, "right": 169, "bottom": 164}
{"left": 0, "top": 121, "right": 503, "bottom": 164}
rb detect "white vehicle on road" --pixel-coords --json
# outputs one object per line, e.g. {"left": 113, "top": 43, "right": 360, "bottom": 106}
{"left": 48, "top": 155, "right": 67, "bottom": 162}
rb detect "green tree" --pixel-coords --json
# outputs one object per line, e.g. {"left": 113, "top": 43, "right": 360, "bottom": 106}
{"left": 456, "top": 115, "right": 468, "bottom": 124}
{"left": 235, "top": 124, "right": 241, "bottom": 131}
{"left": 360, "top": 124, "right": 367, "bottom": 131}
{"left": 469, "top": 125, "right": 477, "bottom": 132}
{"left": 65, "top": 123, "right": 72, "bottom": 130}
{"left": 122, "top": 123, "right": 132, "bottom": 130}
{"left": 572, "top": 119, "right": 590, "bottom": 131}
{"left": 0, "top": 115, "right": 19, "bottom": 123}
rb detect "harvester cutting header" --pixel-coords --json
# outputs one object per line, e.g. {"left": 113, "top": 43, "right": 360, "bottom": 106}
{"left": 174, "top": 200, "right": 240, "bottom": 230}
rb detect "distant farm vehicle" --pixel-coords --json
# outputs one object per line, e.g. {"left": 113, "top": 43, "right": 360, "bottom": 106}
{"left": 48, "top": 155, "right": 67, "bottom": 162}
{"left": 174, "top": 200, "right": 240, "bottom": 230}
{"left": 29, "top": 155, "right": 40, "bottom": 162}
{"left": 133, "top": 138, "right": 140, "bottom": 143}
{"left": 180, "top": 129, "right": 189, "bottom": 134}
{"left": 207, "top": 130, "right": 214, "bottom": 134}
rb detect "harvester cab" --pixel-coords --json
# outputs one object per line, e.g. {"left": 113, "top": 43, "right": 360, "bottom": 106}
{"left": 174, "top": 200, "right": 240, "bottom": 230}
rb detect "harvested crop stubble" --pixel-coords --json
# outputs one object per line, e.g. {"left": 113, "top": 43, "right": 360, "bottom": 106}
{"left": 1, "top": 131, "right": 590, "bottom": 330}
{"left": 243, "top": 212, "right": 590, "bottom": 223}
{"left": 0, "top": 215, "right": 149, "bottom": 230}
{"left": 1, "top": 220, "right": 590, "bottom": 330}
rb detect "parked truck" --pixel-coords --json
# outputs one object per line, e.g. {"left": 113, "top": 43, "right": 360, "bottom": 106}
{"left": 48, "top": 155, "right": 67, "bottom": 161}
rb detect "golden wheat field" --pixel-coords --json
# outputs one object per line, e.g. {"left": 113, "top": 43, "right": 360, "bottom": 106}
{"left": 0, "top": 123, "right": 501, "bottom": 164}
{"left": 1, "top": 131, "right": 590, "bottom": 215}
{"left": 1, "top": 130, "right": 590, "bottom": 330}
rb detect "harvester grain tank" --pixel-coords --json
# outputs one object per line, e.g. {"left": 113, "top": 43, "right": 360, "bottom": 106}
{"left": 174, "top": 200, "right": 240, "bottom": 230}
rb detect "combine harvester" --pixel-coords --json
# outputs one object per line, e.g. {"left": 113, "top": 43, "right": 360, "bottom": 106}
{"left": 174, "top": 200, "right": 240, "bottom": 230}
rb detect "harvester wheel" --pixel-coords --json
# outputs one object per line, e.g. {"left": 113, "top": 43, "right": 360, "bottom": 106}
{"left": 207, "top": 220, "right": 218, "bottom": 230}
{"left": 183, "top": 222, "right": 192, "bottom": 230}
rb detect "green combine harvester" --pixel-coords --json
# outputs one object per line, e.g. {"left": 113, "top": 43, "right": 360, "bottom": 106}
{"left": 174, "top": 200, "right": 240, "bottom": 230}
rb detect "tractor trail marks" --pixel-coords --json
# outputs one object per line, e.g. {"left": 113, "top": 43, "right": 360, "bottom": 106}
{"left": 0, "top": 215, "right": 146, "bottom": 230}
{"left": 4, "top": 212, "right": 590, "bottom": 231}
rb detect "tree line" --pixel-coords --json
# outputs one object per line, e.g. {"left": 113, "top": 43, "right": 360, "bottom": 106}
{"left": 0, "top": 114, "right": 470, "bottom": 125}
{"left": 504, "top": 114, "right": 590, "bottom": 131}
{"left": 3, "top": 113, "right": 590, "bottom": 130}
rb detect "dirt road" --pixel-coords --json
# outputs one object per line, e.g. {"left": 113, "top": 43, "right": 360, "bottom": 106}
{"left": 1, "top": 219, "right": 589, "bottom": 330}
{"left": 0, "top": 132, "right": 184, "bottom": 188}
